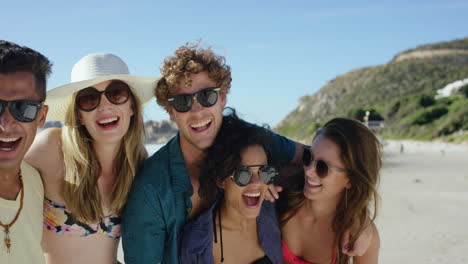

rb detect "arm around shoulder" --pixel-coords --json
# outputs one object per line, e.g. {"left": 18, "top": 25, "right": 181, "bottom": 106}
{"left": 24, "top": 127, "right": 63, "bottom": 180}
{"left": 354, "top": 224, "right": 380, "bottom": 264}
{"left": 264, "top": 127, "right": 304, "bottom": 166}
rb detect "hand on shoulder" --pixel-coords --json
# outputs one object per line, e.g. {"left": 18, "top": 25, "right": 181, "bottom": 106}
{"left": 25, "top": 127, "right": 63, "bottom": 179}
{"left": 347, "top": 223, "right": 380, "bottom": 264}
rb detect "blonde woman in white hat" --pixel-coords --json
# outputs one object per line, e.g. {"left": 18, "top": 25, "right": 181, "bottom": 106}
{"left": 25, "top": 53, "right": 159, "bottom": 264}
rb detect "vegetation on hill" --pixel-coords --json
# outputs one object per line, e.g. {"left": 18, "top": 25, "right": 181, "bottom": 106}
{"left": 399, "top": 37, "right": 468, "bottom": 55}
{"left": 275, "top": 38, "right": 468, "bottom": 143}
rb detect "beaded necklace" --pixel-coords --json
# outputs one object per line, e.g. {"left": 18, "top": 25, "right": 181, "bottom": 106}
{"left": 0, "top": 169, "right": 23, "bottom": 253}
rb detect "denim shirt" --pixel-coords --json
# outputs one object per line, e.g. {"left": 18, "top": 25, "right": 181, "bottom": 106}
{"left": 122, "top": 128, "right": 295, "bottom": 264}
{"left": 179, "top": 200, "right": 283, "bottom": 264}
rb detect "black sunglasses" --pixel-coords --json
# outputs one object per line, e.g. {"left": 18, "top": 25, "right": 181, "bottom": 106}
{"left": 0, "top": 100, "right": 42, "bottom": 123}
{"left": 76, "top": 80, "right": 131, "bottom": 112}
{"left": 168, "top": 87, "right": 221, "bottom": 113}
{"left": 231, "top": 165, "right": 278, "bottom": 187}
{"left": 302, "top": 147, "right": 346, "bottom": 178}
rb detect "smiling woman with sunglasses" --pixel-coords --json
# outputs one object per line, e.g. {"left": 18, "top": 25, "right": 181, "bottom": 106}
{"left": 24, "top": 53, "right": 158, "bottom": 264}
{"left": 277, "top": 118, "right": 381, "bottom": 264}
{"left": 179, "top": 110, "right": 284, "bottom": 264}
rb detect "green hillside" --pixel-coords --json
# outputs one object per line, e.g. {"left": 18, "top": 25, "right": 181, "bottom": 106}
{"left": 275, "top": 37, "right": 468, "bottom": 143}
{"left": 398, "top": 37, "right": 468, "bottom": 55}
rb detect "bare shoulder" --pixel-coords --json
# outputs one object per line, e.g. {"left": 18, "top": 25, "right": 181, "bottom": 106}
{"left": 354, "top": 224, "right": 380, "bottom": 264}
{"left": 25, "top": 127, "right": 64, "bottom": 177}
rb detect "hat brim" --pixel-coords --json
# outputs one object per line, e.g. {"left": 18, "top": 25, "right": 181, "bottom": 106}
{"left": 45, "top": 74, "right": 160, "bottom": 121}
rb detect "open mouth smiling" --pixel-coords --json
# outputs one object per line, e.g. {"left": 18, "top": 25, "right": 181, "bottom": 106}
{"left": 0, "top": 137, "right": 21, "bottom": 151}
{"left": 96, "top": 117, "right": 120, "bottom": 129}
{"left": 190, "top": 119, "right": 212, "bottom": 132}
{"left": 242, "top": 191, "right": 261, "bottom": 207}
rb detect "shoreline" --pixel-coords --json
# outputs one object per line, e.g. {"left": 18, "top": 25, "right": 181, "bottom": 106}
{"left": 383, "top": 139, "right": 468, "bottom": 153}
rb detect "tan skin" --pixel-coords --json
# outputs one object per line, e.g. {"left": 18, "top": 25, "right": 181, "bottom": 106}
{"left": 0, "top": 72, "right": 47, "bottom": 200}
{"left": 168, "top": 72, "right": 226, "bottom": 218}
{"left": 281, "top": 135, "right": 380, "bottom": 264}
{"left": 25, "top": 80, "right": 134, "bottom": 264}
{"left": 168, "top": 71, "right": 305, "bottom": 219}
{"left": 168, "top": 72, "right": 373, "bottom": 255}
{"left": 212, "top": 145, "right": 270, "bottom": 264}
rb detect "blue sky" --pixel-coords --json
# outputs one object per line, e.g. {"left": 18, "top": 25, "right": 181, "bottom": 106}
{"left": 3, "top": 0, "right": 468, "bottom": 126}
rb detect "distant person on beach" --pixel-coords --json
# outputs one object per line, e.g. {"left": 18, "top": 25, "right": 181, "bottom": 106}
{"left": 25, "top": 53, "right": 159, "bottom": 264}
{"left": 277, "top": 118, "right": 381, "bottom": 264}
{"left": 179, "top": 111, "right": 283, "bottom": 264}
{"left": 0, "top": 40, "right": 51, "bottom": 264}
{"left": 122, "top": 42, "right": 373, "bottom": 263}
{"left": 400, "top": 143, "right": 404, "bottom": 154}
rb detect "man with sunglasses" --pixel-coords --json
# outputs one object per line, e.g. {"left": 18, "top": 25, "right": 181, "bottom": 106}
{"left": 0, "top": 40, "right": 51, "bottom": 263}
{"left": 122, "top": 43, "right": 302, "bottom": 264}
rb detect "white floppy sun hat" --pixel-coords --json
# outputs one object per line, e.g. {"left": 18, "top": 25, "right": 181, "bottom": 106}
{"left": 45, "top": 53, "right": 159, "bottom": 121}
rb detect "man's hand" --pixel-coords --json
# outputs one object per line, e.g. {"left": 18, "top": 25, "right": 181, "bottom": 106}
{"left": 341, "top": 222, "right": 375, "bottom": 256}
{"left": 265, "top": 185, "right": 282, "bottom": 202}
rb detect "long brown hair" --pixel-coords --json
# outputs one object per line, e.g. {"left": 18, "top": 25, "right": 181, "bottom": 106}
{"left": 61, "top": 83, "right": 147, "bottom": 223}
{"left": 278, "top": 117, "right": 381, "bottom": 264}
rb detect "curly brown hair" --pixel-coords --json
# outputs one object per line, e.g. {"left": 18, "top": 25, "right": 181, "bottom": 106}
{"left": 155, "top": 42, "right": 231, "bottom": 112}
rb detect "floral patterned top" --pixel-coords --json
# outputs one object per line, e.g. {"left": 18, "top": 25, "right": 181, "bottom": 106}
{"left": 43, "top": 197, "right": 121, "bottom": 239}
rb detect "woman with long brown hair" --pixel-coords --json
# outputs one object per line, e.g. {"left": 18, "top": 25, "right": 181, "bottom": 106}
{"left": 277, "top": 117, "right": 381, "bottom": 264}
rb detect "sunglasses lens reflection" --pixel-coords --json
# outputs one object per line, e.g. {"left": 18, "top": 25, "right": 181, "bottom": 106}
{"left": 106, "top": 82, "right": 130, "bottom": 104}
{"left": 234, "top": 170, "right": 251, "bottom": 186}
{"left": 77, "top": 88, "right": 100, "bottom": 111}
{"left": 172, "top": 94, "right": 192, "bottom": 112}
{"left": 198, "top": 88, "right": 218, "bottom": 107}
{"left": 76, "top": 81, "right": 130, "bottom": 111}
{"left": 316, "top": 160, "right": 329, "bottom": 178}
{"left": 2, "top": 101, "right": 41, "bottom": 122}
{"left": 171, "top": 88, "right": 219, "bottom": 112}
{"left": 302, "top": 148, "right": 330, "bottom": 178}
{"left": 260, "top": 166, "right": 277, "bottom": 184}
{"left": 232, "top": 166, "right": 278, "bottom": 187}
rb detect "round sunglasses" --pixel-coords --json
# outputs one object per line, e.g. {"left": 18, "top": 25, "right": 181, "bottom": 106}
{"left": 231, "top": 165, "right": 278, "bottom": 187}
{"left": 302, "top": 147, "right": 346, "bottom": 178}
{"left": 75, "top": 80, "right": 131, "bottom": 112}
{"left": 0, "top": 100, "right": 42, "bottom": 123}
{"left": 168, "top": 87, "right": 220, "bottom": 113}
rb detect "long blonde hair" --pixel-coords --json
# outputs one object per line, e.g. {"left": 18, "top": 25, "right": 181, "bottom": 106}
{"left": 61, "top": 85, "right": 147, "bottom": 223}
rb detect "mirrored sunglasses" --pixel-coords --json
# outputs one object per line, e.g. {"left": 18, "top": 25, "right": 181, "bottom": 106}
{"left": 0, "top": 100, "right": 42, "bottom": 123}
{"left": 168, "top": 87, "right": 221, "bottom": 113}
{"left": 302, "top": 147, "right": 346, "bottom": 178}
{"left": 76, "top": 80, "right": 131, "bottom": 112}
{"left": 231, "top": 165, "right": 278, "bottom": 187}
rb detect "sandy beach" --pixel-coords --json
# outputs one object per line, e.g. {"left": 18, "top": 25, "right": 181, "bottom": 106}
{"left": 118, "top": 141, "right": 468, "bottom": 263}
{"left": 377, "top": 141, "right": 468, "bottom": 263}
